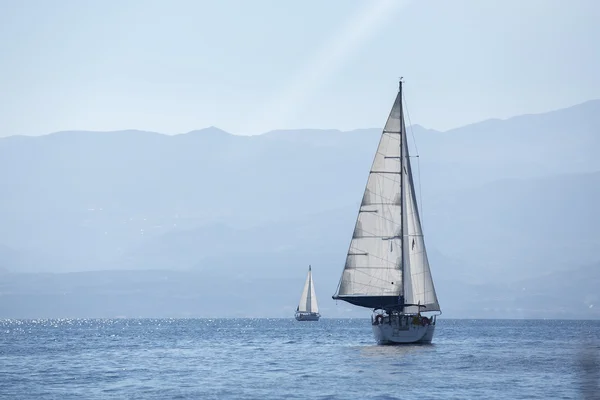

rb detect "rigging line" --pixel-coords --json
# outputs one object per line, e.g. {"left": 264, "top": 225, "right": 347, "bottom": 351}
{"left": 402, "top": 89, "right": 425, "bottom": 229}
{"left": 382, "top": 132, "right": 401, "bottom": 143}
{"left": 353, "top": 271, "right": 397, "bottom": 286}
{"left": 351, "top": 269, "right": 401, "bottom": 287}
{"left": 346, "top": 249, "right": 396, "bottom": 270}
{"left": 368, "top": 174, "right": 401, "bottom": 190}
{"left": 347, "top": 248, "right": 399, "bottom": 267}
{"left": 355, "top": 209, "right": 397, "bottom": 225}
{"left": 366, "top": 178, "right": 401, "bottom": 198}
{"left": 402, "top": 90, "right": 419, "bottom": 156}
{"left": 342, "top": 279, "right": 397, "bottom": 292}
{"left": 369, "top": 198, "right": 399, "bottom": 209}
{"left": 353, "top": 229, "right": 401, "bottom": 239}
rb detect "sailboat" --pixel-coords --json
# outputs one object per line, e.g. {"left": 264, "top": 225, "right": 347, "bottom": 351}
{"left": 295, "top": 265, "right": 320, "bottom": 321}
{"left": 332, "top": 80, "right": 441, "bottom": 344}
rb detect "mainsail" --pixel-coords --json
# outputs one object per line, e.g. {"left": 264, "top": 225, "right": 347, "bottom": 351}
{"left": 333, "top": 82, "right": 440, "bottom": 312}
{"left": 297, "top": 265, "right": 319, "bottom": 313}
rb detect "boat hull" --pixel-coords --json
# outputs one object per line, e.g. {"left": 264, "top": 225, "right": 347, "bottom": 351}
{"left": 372, "top": 315, "right": 436, "bottom": 344}
{"left": 295, "top": 313, "right": 320, "bottom": 321}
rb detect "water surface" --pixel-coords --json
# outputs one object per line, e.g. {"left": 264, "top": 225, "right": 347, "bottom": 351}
{"left": 1, "top": 319, "right": 598, "bottom": 399}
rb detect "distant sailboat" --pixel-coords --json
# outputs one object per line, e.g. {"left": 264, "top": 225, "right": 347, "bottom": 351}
{"left": 295, "top": 265, "right": 320, "bottom": 321}
{"left": 332, "top": 80, "right": 441, "bottom": 344}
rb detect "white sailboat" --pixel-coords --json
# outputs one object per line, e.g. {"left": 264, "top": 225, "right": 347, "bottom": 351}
{"left": 295, "top": 265, "right": 320, "bottom": 321}
{"left": 332, "top": 80, "right": 441, "bottom": 344}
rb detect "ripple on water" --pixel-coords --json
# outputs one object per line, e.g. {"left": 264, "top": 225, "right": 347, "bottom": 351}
{"left": 0, "top": 318, "right": 597, "bottom": 399}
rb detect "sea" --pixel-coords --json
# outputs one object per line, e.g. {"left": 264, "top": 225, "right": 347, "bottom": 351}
{"left": 1, "top": 318, "right": 599, "bottom": 399}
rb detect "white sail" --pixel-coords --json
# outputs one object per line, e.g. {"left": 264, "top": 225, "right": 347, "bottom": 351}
{"left": 334, "top": 86, "right": 440, "bottom": 312}
{"left": 336, "top": 92, "right": 403, "bottom": 303}
{"left": 401, "top": 116, "right": 440, "bottom": 312}
{"left": 297, "top": 266, "right": 319, "bottom": 313}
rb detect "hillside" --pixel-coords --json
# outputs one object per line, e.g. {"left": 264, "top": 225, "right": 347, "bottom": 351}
{"left": 0, "top": 100, "right": 599, "bottom": 317}
{"left": 1, "top": 261, "right": 597, "bottom": 319}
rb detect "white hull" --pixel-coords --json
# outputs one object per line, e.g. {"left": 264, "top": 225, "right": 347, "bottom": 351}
{"left": 295, "top": 312, "right": 320, "bottom": 321}
{"left": 371, "top": 314, "right": 436, "bottom": 344}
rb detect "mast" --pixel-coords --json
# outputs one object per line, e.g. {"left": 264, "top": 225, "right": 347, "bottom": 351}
{"left": 307, "top": 265, "right": 312, "bottom": 312}
{"left": 398, "top": 79, "right": 405, "bottom": 311}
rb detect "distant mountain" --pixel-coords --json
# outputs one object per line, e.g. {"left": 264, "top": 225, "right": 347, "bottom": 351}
{"left": 428, "top": 170, "right": 600, "bottom": 283}
{"left": 1, "top": 99, "right": 599, "bottom": 317}
{"left": 1, "top": 261, "right": 597, "bottom": 319}
{"left": 438, "top": 262, "right": 600, "bottom": 320}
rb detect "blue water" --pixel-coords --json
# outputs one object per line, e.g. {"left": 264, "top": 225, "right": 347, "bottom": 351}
{"left": 1, "top": 319, "right": 599, "bottom": 399}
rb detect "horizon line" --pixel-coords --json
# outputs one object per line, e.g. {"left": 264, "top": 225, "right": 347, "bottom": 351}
{"left": 1, "top": 97, "right": 598, "bottom": 139}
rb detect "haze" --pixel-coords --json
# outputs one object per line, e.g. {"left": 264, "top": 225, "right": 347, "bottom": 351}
{"left": 0, "top": 0, "right": 599, "bottom": 319}
{"left": 1, "top": 0, "right": 599, "bottom": 136}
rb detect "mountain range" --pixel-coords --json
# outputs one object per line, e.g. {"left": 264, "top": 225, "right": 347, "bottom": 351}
{"left": 0, "top": 99, "right": 599, "bottom": 319}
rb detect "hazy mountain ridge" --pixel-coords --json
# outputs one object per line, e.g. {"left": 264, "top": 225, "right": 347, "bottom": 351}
{"left": 428, "top": 170, "right": 600, "bottom": 283}
{"left": 1, "top": 261, "right": 597, "bottom": 319}
{"left": 1, "top": 99, "right": 599, "bottom": 318}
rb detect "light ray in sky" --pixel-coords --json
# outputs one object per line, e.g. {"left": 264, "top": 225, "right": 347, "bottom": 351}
{"left": 243, "top": 0, "right": 410, "bottom": 134}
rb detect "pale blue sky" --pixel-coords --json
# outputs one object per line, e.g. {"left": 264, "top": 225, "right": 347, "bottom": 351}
{"left": 0, "top": 0, "right": 598, "bottom": 136}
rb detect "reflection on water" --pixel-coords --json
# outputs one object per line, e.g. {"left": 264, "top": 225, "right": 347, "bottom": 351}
{"left": 357, "top": 343, "right": 435, "bottom": 359}
{"left": 1, "top": 319, "right": 599, "bottom": 399}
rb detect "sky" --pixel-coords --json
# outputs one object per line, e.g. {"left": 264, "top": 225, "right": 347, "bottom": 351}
{"left": 0, "top": 0, "right": 599, "bottom": 137}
